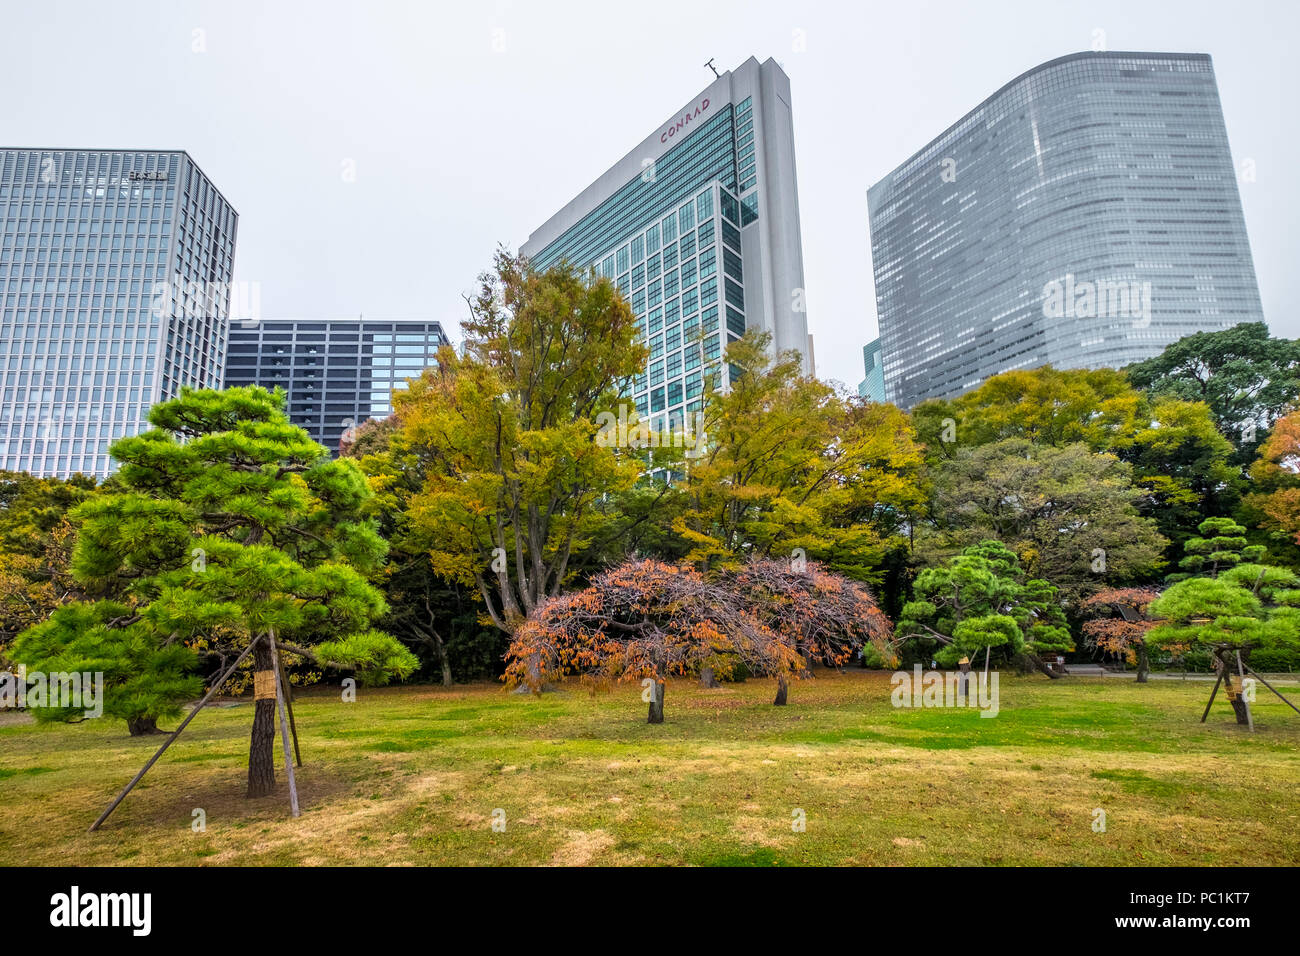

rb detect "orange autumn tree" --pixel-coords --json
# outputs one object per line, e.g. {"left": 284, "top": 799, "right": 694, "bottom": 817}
{"left": 729, "top": 558, "right": 896, "bottom": 704}
{"left": 504, "top": 557, "right": 893, "bottom": 722}
{"left": 1079, "top": 588, "right": 1161, "bottom": 682}
{"left": 1245, "top": 408, "right": 1300, "bottom": 547}
{"left": 505, "top": 558, "right": 789, "bottom": 724}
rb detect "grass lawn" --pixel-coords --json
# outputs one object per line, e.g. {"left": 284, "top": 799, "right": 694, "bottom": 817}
{"left": 1, "top": 669, "right": 1298, "bottom": 866}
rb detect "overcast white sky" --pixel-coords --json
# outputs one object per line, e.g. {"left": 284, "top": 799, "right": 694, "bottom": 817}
{"left": 2, "top": 0, "right": 1293, "bottom": 390}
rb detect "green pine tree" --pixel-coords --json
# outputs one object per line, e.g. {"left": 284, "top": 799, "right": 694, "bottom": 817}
{"left": 11, "top": 386, "right": 416, "bottom": 796}
{"left": 1148, "top": 516, "right": 1300, "bottom": 725}
{"left": 898, "top": 540, "right": 1072, "bottom": 677}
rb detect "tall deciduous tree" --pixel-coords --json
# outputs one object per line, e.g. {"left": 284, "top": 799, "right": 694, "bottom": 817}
{"left": 9, "top": 387, "right": 416, "bottom": 796}
{"left": 351, "top": 416, "right": 501, "bottom": 686}
{"left": 388, "top": 251, "right": 644, "bottom": 637}
{"left": 1241, "top": 408, "right": 1300, "bottom": 563}
{"left": 675, "top": 331, "right": 925, "bottom": 586}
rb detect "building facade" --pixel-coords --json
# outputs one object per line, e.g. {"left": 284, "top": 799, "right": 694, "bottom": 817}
{"left": 521, "top": 56, "right": 811, "bottom": 433}
{"left": 223, "top": 318, "right": 447, "bottom": 454}
{"left": 857, "top": 338, "right": 885, "bottom": 402}
{"left": 867, "top": 52, "right": 1265, "bottom": 409}
{"left": 0, "top": 148, "right": 237, "bottom": 477}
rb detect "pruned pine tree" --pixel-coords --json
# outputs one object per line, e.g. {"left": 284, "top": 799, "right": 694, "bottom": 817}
{"left": 897, "top": 540, "right": 1072, "bottom": 678}
{"left": 1149, "top": 517, "right": 1300, "bottom": 725}
{"left": 10, "top": 386, "right": 416, "bottom": 796}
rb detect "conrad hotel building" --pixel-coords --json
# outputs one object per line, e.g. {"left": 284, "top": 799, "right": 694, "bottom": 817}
{"left": 521, "top": 57, "right": 811, "bottom": 432}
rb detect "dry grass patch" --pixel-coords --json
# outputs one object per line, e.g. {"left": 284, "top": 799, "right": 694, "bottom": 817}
{"left": 1, "top": 670, "right": 1297, "bottom": 865}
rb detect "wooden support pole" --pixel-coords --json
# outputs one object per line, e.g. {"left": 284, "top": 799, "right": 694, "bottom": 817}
{"left": 1200, "top": 668, "right": 1225, "bottom": 723}
{"left": 90, "top": 636, "right": 262, "bottom": 833}
{"left": 277, "top": 654, "right": 302, "bottom": 767}
{"left": 1242, "top": 662, "right": 1300, "bottom": 717}
{"left": 1236, "top": 651, "right": 1254, "bottom": 732}
{"left": 269, "top": 631, "right": 300, "bottom": 818}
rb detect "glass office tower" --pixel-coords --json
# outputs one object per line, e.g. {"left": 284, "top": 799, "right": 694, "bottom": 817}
{"left": 521, "top": 56, "right": 810, "bottom": 433}
{"left": 223, "top": 318, "right": 447, "bottom": 454}
{"left": 868, "top": 52, "right": 1265, "bottom": 409}
{"left": 0, "top": 149, "right": 237, "bottom": 476}
{"left": 857, "top": 338, "right": 885, "bottom": 402}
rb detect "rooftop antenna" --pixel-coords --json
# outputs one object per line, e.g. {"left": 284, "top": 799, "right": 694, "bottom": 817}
{"left": 704, "top": 58, "right": 719, "bottom": 78}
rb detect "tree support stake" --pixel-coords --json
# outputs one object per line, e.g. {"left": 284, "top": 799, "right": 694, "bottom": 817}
{"left": 269, "top": 630, "right": 300, "bottom": 818}
{"left": 90, "top": 636, "right": 263, "bottom": 833}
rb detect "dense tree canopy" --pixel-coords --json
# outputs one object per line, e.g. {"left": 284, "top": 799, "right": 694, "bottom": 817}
{"left": 350, "top": 412, "right": 502, "bottom": 686}
{"left": 1125, "top": 322, "right": 1300, "bottom": 463}
{"left": 911, "top": 366, "right": 1238, "bottom": 564}
{"left": 4, "top": 257, "right": 1300, "bottom": 761}
{"left": 1242, "top": 408, "right": 1300, "bottom": 558}
{"left": 376, "top": 251, "right": 644, "bottom": 638}
{"left": 0, "top": 471, "right": 97, "bottom": 649}
{"left": 920, "top": 438, "right": 1166, "bottom": 603}
{"left": 674, "top": 331, "right": 925, "bottom": 586}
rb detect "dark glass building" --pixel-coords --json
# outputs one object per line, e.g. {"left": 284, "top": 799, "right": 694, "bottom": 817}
{"left": 223, "top": 318, "right": 447, "bottom": 454}
{"left": 0, "top": 149, "right": 237, "bottom": 476}
{"left": 868, "top": 52, "right": 1265, "bottom": 409}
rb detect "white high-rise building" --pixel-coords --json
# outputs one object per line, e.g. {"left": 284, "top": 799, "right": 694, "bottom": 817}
{"left": 521, "top": 56, "right": 811, "bottom": 431}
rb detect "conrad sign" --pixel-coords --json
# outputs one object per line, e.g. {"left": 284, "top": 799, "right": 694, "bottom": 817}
{"left": 660, "top": 97, "right": 712, "bottom": 143}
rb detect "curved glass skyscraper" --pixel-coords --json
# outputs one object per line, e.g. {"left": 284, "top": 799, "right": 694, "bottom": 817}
{"left": 868, "top": 52, "right": 1264, "bottom": 409}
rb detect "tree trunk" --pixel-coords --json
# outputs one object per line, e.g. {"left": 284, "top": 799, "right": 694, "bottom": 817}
{"left": 430, "top": 629, "right": 453, "bottom": 687}
{"left": 510, "top": 650, "right": 556, "bottom": 694}
{"left": 647, "top": 680, "right": 665, "bottom": 724}
{"left": 1135, "top": 643, "right": 1150, "bottom": 684}
{"left": 247, "top": 637, "right": 277, "bottom": 797}
{"left": 699, "top": 667, "right": 720, "bottom": 688}
{"left": 126, "top": 715, "right": 159, "bottom": 736}
{"left": 773, "top": 674, "right": 788, "bottom": 706}
{"left": 1026, "top": 653, "right": 1064, "bottom": 680}
{"left": 1215, "top": 650, "right": 1251, "bottom": 726}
